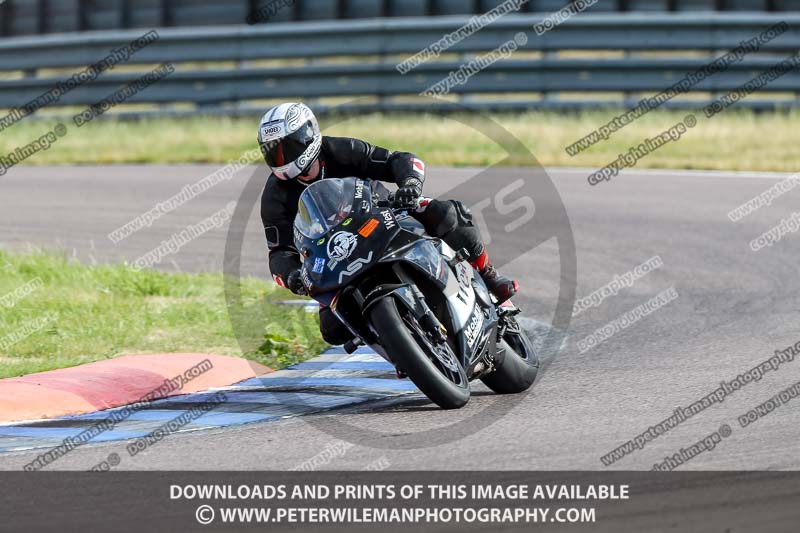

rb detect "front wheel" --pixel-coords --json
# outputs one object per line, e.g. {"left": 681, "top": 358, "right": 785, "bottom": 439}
{"left": 368, "top": 297, "right": 470, "bottom": 409}
{"left": 481, "top": 323, "right": 539, "bottom": 394}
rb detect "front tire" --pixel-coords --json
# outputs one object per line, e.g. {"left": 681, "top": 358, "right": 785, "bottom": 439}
{"left": 368, "top": 297, "right": 470, "bottom": 409}
{"left": 481, "top": 326, "right": 539, "bottom": 394}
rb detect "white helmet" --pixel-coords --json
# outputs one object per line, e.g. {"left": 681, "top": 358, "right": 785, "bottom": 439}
{"left": 257, "top": 102, "right": 322, "bottom": 180}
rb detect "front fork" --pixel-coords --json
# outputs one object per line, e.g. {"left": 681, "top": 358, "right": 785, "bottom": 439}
{"left": 329, "top": 281, "right": 445, "bottom": 356}
{"left": 363, "top": 283, "right": 447, "bottom": 346}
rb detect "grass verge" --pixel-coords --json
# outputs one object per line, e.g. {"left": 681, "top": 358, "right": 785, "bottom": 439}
{"left": 1, "top": 109, "right": 798, "bottom": 171}
{"left": 0, "top": 250, "right": 326, "bottom": 379}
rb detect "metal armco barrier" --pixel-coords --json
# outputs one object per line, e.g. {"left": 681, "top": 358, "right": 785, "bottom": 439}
{"left": 1, "top": 14, "right": 799, "bottom": 113}
{"left": 1, "top": 0, "right": 796, "bottom": 38}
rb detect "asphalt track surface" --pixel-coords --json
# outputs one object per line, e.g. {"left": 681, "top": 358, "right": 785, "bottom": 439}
{"left": 1, "top": 164, "right": 799, "bottom": 472}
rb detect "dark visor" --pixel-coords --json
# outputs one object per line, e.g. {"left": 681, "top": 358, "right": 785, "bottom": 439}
{"left": 263, "top": 121, "right": 315, "bottom": 168}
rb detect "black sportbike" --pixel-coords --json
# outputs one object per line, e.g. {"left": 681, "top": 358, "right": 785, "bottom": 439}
{"left": 293, "top": 177, "right": 538, "bottom": 409}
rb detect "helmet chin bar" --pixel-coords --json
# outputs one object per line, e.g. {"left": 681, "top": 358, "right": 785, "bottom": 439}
{"left": 271, "top": 159, "right": 304, "bottom": 180}
{"left": 272, "top": 155, "right": 321, "bottom": 182}
{"left": 297, "top": 153, "right": 324, "bottom": 182}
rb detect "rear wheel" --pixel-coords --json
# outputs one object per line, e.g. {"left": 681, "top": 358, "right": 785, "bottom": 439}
{"left": 481, "top": 318, "right": 539, "bottom": 394}
{"left": 368, "top": 297, "right": 470, "bottom": 409}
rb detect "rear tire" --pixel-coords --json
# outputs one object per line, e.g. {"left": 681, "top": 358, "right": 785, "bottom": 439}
{"left": 481, "top": 327, "right": 539, "bottom": 394}
{"left": 368, "top": 297, "right": 470, "bottom": 409}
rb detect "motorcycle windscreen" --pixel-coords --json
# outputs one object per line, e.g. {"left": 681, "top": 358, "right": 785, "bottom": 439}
{"left": 294, "top": 178, "right": 357, "bottom": 241}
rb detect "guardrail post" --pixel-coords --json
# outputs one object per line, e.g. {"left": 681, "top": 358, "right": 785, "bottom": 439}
{"left": 542, "top": 50, "right": 558, "bottom": 106}
{"left": 291, "top": 0, "right": 302, "bottom": 20}
{"left": 458, "top": 52, "right": 476, "bottom": 106}
{"left": 36, "top": 0, "right": 47, "bottom": 34}
{"left": 0, "top": 0, "right": 11, "bottom": 37}
{"left": 78, "top": 0, "right": 88, "bottom": 31}
{"left": 622, "top": 48, "right": 632, "bottom": 108}
{"left": 120, "top": 0, "right": 132, "bottom": 28}
{"left": 160, "top": 0, "right": 173, "bottom": 27}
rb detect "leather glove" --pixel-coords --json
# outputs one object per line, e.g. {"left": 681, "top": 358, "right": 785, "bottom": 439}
{"left": 286, "top": 269, "right": 308, "bottom": 296}
{"left": 395, "top": 177, "right": 423, "bottom": 207}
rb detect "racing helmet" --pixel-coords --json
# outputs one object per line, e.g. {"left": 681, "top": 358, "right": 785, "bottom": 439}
{"left": 257, "top": 102, "right": 322, "bottom": 180}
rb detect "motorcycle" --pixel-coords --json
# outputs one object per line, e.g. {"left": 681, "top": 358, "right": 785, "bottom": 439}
{"left": 293, "top": 177, "right": 538, "bottom": 409}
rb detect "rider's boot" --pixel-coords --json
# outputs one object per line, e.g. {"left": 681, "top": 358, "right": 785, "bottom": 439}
{"left": 470, "top": 250, "right": 519, "bottom": 302}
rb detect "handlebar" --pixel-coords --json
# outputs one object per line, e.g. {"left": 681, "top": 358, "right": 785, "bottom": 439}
{"left": 376, "top": 193, "right": 422, "bottom": 210}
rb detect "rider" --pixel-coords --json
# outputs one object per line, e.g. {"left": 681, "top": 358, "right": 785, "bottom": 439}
{"left": 259, "top": 102, "right": 519, "bottom": 345}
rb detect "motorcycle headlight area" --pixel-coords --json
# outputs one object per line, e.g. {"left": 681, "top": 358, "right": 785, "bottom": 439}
{"left": 392, "top": 240, "right": 448, "bottom": 286}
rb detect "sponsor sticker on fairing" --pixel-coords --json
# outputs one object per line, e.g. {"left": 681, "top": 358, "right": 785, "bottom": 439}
{"left": 312, "top": 257, "right": 326, "bottom": 273}
{"left": 326, "top": 231, "right": 358, "bottom": 269}
{"left": 464, "top": 303, "right": 483, "bottom": 347}
{"left": 301, "top": 266, "right": 312, "bottom": 288}
{"left": 381, "top": 209, "right": 396, "bottom": 230}
{"left": 338, "top": 252, "right": 374, "bottom": 283}
{"left": 358, "top": 218, "right": 380, "bottom": 237}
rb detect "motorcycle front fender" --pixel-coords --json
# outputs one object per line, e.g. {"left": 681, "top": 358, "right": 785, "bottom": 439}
{"left": 362, "top": 284, "right": 424, "bottom": 320}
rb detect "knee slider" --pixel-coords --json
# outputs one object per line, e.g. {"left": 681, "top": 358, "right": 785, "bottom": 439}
{"left": 424, "top": 199, "right": 461, "bottom": 237}
{"left": 442, "top": 200, "right": 483, "bottom": 260}
{"left": 451, "top": 200, "right": 475, "bottom": 227}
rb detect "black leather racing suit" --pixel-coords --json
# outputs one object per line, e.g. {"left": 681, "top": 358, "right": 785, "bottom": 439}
{"left": 261, "top": 136, "right": 484, "bottom": 345}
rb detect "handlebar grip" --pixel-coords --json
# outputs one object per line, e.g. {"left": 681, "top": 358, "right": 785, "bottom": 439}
{"left": 376, "top": 192, "right": 396, "bottom": 208}
{"left": 376, "top": 193, "right": 422, "bottom": 210}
